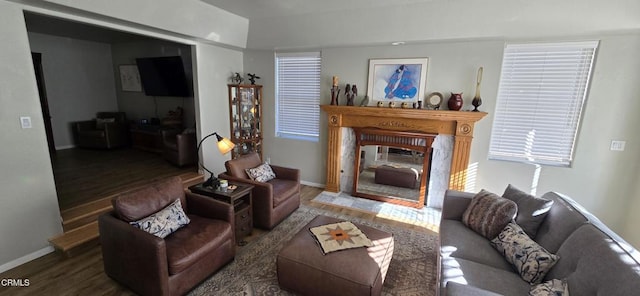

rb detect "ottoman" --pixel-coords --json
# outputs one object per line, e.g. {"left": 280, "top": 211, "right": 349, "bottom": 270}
{"left": 374, "top": 165, "right": 419, "bottom": 189}
{"left": 277, "top": 215, "right": 394, "bottom": 296}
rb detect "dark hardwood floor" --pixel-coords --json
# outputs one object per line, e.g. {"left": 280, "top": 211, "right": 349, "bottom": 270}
{"left": 52, "top": 147, "right": 196, "bottom": 211}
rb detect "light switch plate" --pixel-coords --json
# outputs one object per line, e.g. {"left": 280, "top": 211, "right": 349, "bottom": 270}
{"left": 20, "top": 116, "right": 32, "bottom": 129}
{"left": 610, "top": 140, "right": 626, "bottom": 151}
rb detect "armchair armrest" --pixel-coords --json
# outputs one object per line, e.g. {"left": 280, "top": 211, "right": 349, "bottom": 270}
{"left": 98, "top": 212, "right": 170, "bottom": 295}
{"left": 186, "top": 191, "right": 234, "bottom": 224}
{"left": 75, "top": 120, "right": 95, "bottom": 132}
{"left": 441, "top": 190, "right": 475, "bottom": 221}
{"left": 270, "top": 165, "right": 300, "bottom": 182}
{"left": 175, "top": 133, "right": 196, "bottom": 152}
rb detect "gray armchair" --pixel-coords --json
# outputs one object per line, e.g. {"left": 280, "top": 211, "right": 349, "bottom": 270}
{"left": 74, "top": 112, "right": 128, "bottom": 149}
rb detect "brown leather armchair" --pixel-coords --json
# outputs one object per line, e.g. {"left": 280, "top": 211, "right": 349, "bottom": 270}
{"left": 74, "top": 112, "right": 128, "bottom": 149}
{"left": 161, "top": 129, "right": 196, "bottom": 167}
{"left": 219, "top": 152, "right": 300, "bottom": 230}
{"left": 98, "top": 176, "right": 235, "bottom": 296}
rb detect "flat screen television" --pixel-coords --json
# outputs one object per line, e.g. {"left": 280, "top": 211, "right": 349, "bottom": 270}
{"left": 135, "top": 56, "right": 191, "bottom": 97}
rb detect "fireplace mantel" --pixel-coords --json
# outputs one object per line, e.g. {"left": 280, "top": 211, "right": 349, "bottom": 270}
{"left": 321, "top": 105, "right": 487, "bottom": 193}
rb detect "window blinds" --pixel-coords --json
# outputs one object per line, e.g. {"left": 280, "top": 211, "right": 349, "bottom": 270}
{"left": 275, "top": 52, "right": 321, "bottom": 141}
{"left": 489, "top": 41, "right": 598, "bottom": 167}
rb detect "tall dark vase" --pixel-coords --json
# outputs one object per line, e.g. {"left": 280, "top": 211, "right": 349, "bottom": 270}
{"left": 448, "top": 92, "right": 463, "bottom": 111}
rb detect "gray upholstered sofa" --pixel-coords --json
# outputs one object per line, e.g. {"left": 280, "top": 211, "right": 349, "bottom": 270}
{"left": 439, "top": 189, "right": 640, "bottom": 296}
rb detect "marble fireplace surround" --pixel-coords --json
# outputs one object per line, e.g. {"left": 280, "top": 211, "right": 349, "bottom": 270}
{"left": 321, "top": 105, "right": 487, "bottom": 208}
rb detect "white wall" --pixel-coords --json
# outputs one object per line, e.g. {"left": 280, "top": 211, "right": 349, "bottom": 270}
{"left": 245, "top": 33, "right": 640, "bottom": 247}
{"left": 194, "top": 43, "right": 243, "bottom": 176}
{"left": 43, "top": 0, "right": 248, "bottom": 49}
{"left": 111, "top": 40, "right": 196, "bottom": 127}
{"left": 28, "top": 32, "right": 118, "bottom": 149}
{"left": 247, "top": 0, "right": 640, "bottom": 50}
{"left": 0, "top": 1, "right": 63, "bottom": 271}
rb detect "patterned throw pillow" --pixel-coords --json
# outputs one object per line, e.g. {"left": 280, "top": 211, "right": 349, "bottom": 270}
{"left": 130, "top": 199, "right": 190, "bottom": 238}
{"left": 491, "top": 222, "right": 559, "bottom": 284}
{"left": 529, "top": 279, "right": 569, "bottom": 296}
{"left": 462, "top": 189, "right": 517, "bottom": 239}
{"left": 245, "top": 162, "right": 276, "bottom": 183}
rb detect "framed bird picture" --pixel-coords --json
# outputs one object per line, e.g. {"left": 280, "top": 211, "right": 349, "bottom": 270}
{"left": 366, "top": 58, "right": 429, "bottom": 104}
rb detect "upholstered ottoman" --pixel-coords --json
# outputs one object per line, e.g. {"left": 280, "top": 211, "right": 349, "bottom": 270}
{"left": 277, "top": 215, "right": 394, "bottom": 296}
{"left": 374, "top": 165, "right": 419, "bottom": 189}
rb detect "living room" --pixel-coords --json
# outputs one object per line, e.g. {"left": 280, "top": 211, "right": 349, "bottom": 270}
{"left": 1, "top": 0, "right": 639, "bottom": 294}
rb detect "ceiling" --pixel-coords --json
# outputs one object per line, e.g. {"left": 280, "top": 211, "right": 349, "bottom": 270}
{"left": 201, "top": 0, "right": 437, "bottom": 20}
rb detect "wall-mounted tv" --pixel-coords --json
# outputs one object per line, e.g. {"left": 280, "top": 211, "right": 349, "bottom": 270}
{"left": 135, "top": 56, "right": 191, "bottom": 97}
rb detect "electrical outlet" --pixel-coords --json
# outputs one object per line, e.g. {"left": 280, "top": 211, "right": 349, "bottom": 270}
{"left": 610, "top": 140, "right": 626, "bottom": 151}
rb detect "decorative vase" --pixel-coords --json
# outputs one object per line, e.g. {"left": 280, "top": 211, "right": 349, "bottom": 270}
{"left": 448, "top": 92, "right": 463, "bottom": 111}
{"left": 388, "top": 101, "right": 396, "bottom": 108}
{"left": 401, "top": 102, "right": 409, "bottom": 109}
{"left": 377, "top": 101, "right": 384, "bottom": 107}
{"left": 472, "top": 67, "right": 483, "bottom": 112}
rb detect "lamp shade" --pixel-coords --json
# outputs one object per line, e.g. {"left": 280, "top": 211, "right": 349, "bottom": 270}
{"left": 217, "top": 137, "right": 235, "bottom": 154}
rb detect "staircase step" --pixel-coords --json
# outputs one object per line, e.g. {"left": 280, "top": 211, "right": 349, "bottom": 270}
{"left": 49, "top": 221, "right": 99, "bottom": 254}
{"left": 50, "top": 173, "right": 204, "bottom": 255}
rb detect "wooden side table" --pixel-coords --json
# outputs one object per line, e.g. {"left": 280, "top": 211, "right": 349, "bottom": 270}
{"left": 188, "top": 182, "right": 254, "bottom": 245}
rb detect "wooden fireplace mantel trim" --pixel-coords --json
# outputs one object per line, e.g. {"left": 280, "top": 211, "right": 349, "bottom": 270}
{"left": 320, "top": 105, "right": 487, "bottom": 192}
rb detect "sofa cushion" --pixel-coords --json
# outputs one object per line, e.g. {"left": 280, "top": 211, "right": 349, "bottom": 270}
{"left": 440, "top": 220, "right": 513, "bottom": 271}
{"left": 96, "top": 117, "right": 115, "bottom": 129}
{"left": 445, "top": 282, "right": 503, "bottom": 296}
{"left": 462, "top": 190, "right": 517, "bottom": 239}
{"left": 164, "top": 215, "right": 233, "bottom": 275}
{"left": 129, "top": 199, "right": 190, "bottom": 238}
{"left": 529, "top": 279, "right": 568, "bottom": 296}
{"left": 491, "top": 222, "right": 559, "bottom": 284}
{"left": 546, "top": 224, "right": 640, "bottom": 296}
{"left": 441, "top": 257, "right": 531, "bottom": 296}
{"left": 269, "top": 178, "right": 299, "bottom": 208}
{"left": 246, "top": 162, "right": 276, "bottom": 183}
{"left": 112, "top": 176, "right": 186, "bottom": 222}
{"left": 533, "top": 192, "right": 589, "bottom": 253}
{"left": 503, "top": 184, "right": 554, "bottom": 238}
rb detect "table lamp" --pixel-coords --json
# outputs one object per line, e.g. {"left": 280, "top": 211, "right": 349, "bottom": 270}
{"left": 196, "top": 132, "right": 235, "bottom": 188}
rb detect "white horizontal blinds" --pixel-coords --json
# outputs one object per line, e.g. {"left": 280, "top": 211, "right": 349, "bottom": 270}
{"left": 489, "top": 41, "right": 598, "bottom": 166}
{"left": 276, "top": 52, "right": 321, "bottom": 141}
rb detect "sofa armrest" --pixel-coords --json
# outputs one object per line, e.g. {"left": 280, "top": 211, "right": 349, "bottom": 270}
{"left": 98, "top": 212, "right": 170, "bottom": 295}
{"left": 270, "top": 165, "right": 300, "bottom": 182}
{"left": 441, "top": 190, "right": 475, "bottom": 221}
{"left": 186, "top": 191, "right": 234, "bottom": 224}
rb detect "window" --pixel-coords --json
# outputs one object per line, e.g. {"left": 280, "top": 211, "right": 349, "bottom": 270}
{"left": 275, "top": 52, "right": 321, "bottom": 142}
{"left": 489, "top": 41, "right": 598, "bottom": 167}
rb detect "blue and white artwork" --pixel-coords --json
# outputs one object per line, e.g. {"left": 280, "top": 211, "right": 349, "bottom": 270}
{"left": 367, "top": 58, "right": 428, "bottom": 103}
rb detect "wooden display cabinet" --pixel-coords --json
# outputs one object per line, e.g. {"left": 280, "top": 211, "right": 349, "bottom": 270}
{"left": 228, "top": 84, "right": 263, "bottom": 159}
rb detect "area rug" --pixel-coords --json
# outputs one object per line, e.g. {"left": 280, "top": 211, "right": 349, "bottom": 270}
{"left": 189, "top": 204, "right": 438, "bottom": 296}
{"left": 312, "top": 191, "right": 441, "bottom": 232}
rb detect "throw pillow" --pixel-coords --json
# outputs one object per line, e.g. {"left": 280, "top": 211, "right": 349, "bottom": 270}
{"left": 96, "top": 117, "right": 115, "bottom": 129}
{"left": 491, "top": 222, "right": 559, "bottom": 284}
{"left": 462, "top": 189, "right": 517, "bottom": 239}
{"left": 503, "top": 184, "right": 554, "bottom": 238}
{"left": 130, "top": 199, "right": 190, "bottom": 238}
{"left": 529, "top": 279, "right": 569, "bottom": 296}
{"left": 245, "top": 162, "right": 276, "bottom": 183}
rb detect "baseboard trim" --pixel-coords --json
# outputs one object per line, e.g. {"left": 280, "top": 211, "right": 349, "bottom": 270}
{"left": 301, "top": 180, "right": 325, "bottom": 188}
{"left": 0, "top": 246, "right": 55, "bottom": 273}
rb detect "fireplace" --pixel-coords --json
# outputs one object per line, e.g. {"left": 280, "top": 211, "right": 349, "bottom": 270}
{"left": 321, "top": 105, "right": 487, "bottom": 207}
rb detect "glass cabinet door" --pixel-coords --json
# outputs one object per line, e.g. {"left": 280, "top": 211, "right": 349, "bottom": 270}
{"left": 228, "top": 84, "right": 263, "bottom": 160}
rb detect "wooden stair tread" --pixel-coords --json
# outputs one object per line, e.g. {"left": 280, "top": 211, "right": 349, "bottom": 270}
{"left": 49, "top": 222, "right": 99, "bottom": 252}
